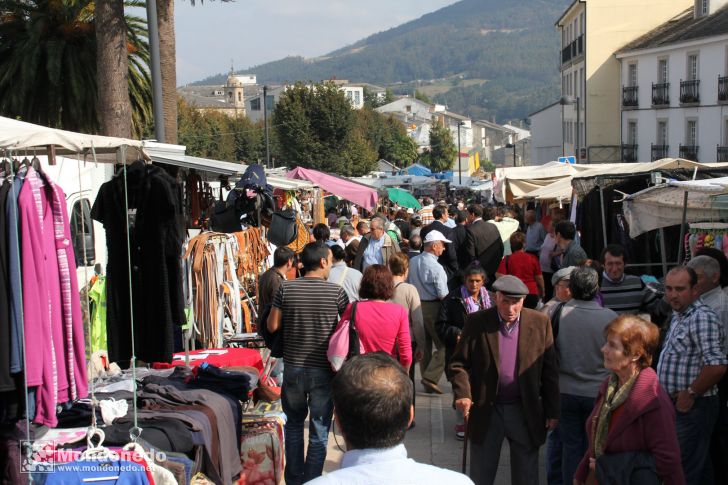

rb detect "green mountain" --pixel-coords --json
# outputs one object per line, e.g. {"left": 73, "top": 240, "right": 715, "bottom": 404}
{"left": 194, "top": 0, "right": 570, "bottom": 123}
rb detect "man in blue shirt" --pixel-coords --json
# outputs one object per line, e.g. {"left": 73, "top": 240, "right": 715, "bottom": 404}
{"left": 409, "top": 230, "right": 450, "bottom": 394}
{"left": 307, "top": 353, "right": 474, "bottom": 485}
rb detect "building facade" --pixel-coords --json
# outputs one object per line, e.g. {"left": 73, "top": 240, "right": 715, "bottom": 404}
{"left": 556, "top": 0, "right": 693, "bottom": 163}
{"left": 616, "top": 1, "right": 728, "bottom": 162}
{"left": 529, "top": 102, "right": 563, "bottom": 165}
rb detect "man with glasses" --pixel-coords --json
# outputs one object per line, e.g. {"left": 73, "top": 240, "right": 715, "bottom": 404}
{"left": 353, "top": 216, "right": 400, "bottom": 272}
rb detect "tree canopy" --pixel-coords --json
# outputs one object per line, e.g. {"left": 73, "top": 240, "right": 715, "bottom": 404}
{"left": 422, "top": 121, "right": 456, "bottom": 173}
{"left": 0, "top": 0, "right": 152, "bottom": 135}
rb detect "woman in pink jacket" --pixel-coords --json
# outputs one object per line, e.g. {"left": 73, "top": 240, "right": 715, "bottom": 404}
{"left": 337, "top": 264, "right": 412, "bottom": 371}
{"left": 573, "top": 315, "right": 684, "bottom": 485}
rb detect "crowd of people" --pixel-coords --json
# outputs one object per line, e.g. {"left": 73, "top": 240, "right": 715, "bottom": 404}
{"left": 260, "top": 196, "right": 728, "bottom": 485}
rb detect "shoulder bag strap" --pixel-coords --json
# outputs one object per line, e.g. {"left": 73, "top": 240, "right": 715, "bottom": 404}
{"left": 338, "top": 267, "right": 349, "bottom": 286}
{"left": 551, "top": 302, "right": 566, "bottom": 343}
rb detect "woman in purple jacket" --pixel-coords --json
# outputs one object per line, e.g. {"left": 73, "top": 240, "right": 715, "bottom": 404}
{"left": 574, "top": 315, "right": 684, "bottom": 485}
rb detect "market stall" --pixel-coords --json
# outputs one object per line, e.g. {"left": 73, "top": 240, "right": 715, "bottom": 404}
{"left": 0, "top": 117, "right": 286, "bottom": 484}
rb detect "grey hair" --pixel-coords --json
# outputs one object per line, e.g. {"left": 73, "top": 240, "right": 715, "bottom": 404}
{"left": 370, "top": 217, "right": 386, "bottom": 230}
{"left": 341, "top": 225, "right": 356, "bottom": 237}
{"left": 687, "top": 255, "right": 721, "bottom": 279}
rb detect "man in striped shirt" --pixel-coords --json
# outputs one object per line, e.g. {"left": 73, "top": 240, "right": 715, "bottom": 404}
{"left": 267, "top": 242, "right": 350, "bottom": 485}
{"left": 600, "top": 244, "right": 661, "bottom": 315}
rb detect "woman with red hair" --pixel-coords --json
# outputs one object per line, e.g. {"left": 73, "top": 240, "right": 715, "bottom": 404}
{"left": 574, "top": 315, "right": 684, "bottom": 485}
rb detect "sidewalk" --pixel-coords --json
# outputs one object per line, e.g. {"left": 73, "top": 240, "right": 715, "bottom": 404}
{"left": 319, "top": 372, "right": 547, "bottom": 484}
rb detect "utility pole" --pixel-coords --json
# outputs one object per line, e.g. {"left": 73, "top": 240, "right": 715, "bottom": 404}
{"left": 263, "top": 85, "right": 271, "bottom": 168}
{"left": 146, "top": 0, "right": 164, "bottom": 142}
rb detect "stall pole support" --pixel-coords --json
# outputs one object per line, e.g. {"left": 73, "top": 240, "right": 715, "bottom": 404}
{"left": 598, "top": 180, "right": 608, "bottom": 249}
{"left": 658, "top": 227, "right": 668, "bottom": 276}
{"left": 264, "top": 85, "right": 271, "bottom": 168}
{"left": 676, "top": 191, "right": 689, "bottom": 264}
{"left": 145, "top": 0, "right": 165, "bottom": 142}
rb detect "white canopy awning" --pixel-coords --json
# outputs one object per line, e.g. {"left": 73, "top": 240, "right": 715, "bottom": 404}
{"left": 0, "top": 116, "right": 145, "bottom": 158}
{"left": 623, "top": 177, "right": 728, "bottom": 237}
{"left": 145, "top": 146, "right": 316, "bottom": 191}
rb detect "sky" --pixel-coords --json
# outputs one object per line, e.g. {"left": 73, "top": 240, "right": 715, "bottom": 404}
{"left": 174, "top": 0, "right": 458, "bottom": 85}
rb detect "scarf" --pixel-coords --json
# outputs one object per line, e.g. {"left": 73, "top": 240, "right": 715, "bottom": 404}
{"left": 461, "top": 285, "right": 491, "bottom": 314}
{"left": 592, "top": 371, "right": 639, "bottom": 458}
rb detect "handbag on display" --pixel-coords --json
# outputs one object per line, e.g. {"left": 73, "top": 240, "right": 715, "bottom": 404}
{"left": 327, "top": 302, "right": 362, "bottom": 371}
{"left": 268, "top": 209, "right": 298, "bottom": 247}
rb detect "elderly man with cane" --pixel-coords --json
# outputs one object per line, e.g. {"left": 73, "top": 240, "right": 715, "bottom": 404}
{"left": 450, "top": 275, "right": 560, "bottom": 485}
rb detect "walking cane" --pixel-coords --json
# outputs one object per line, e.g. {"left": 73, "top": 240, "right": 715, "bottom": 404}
{"left": 461, "top": 413, "right": 469, "bottom": 474}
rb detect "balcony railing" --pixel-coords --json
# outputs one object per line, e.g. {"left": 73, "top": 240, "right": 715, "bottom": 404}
{"left": 561, "top": 35, "right": 584, "bottom": 65}
{"left": 718, "top": 146, "right": 728, "bottom": 163}
{"left": 679, "top": 144, "right": 699, "bottom": 162}
{"left": 651, "top": 144, "right": 669, "bottom": 161}
{"left": 680, "top": 79, "right": 700, "bottom": 104}
{"left": 622, "top": 86, "right": 639, "bottom": 107}
{"left": 622, "top": 144, "right": 638, "bottom": 162}
{"left": 652, "top": 82, "right": 670, "bottom": 106}
{"left": 719, "top": 76, "right": 728, "bottom": 102}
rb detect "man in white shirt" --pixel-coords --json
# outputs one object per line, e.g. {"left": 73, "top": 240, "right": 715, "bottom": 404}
{"left": 327, "top": 245, "right": 362, "bottom": 302}
{"left": 307, "top": 353, "right": 474, "bottom": 485}
{"left": 488, "top": 206, "right": 520, "bottom": 256}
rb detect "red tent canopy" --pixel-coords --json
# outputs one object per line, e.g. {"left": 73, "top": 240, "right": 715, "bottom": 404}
{"left": 286, "top": 167, "right": 379, "bottom": 210}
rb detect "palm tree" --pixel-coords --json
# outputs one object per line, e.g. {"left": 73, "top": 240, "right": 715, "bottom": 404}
{"left": 0, "top": 0, "right": 152, "bottom": 136}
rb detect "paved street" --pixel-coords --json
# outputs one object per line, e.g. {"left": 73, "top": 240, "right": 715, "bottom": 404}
{"left": 317, "top": 370, "right": 547, "bottom": 484}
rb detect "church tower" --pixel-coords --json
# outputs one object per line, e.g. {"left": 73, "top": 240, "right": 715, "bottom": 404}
{"left": 225, "top": 65, "right": 246, "bottom": 115}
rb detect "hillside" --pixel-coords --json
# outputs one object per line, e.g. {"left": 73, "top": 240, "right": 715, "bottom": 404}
{"left": 194, "top": 0, "right": 571, "bottom": 123}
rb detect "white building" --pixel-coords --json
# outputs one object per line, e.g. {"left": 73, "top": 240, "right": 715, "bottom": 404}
{"left": 530, "top": 102, "right": 563, "bottom": 164}
{"left": 616, "top": 1, "right": 728, "bottom": 163}
{"left": 245, "top": 83, "right": 365, "bottom": 122}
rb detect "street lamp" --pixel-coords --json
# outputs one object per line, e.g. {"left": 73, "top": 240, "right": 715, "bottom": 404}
{"left": 560, "top": 95, "right": 580, "bottom": 161}
{"left": 505, "top": 143, "right": 517, "bottom": 167}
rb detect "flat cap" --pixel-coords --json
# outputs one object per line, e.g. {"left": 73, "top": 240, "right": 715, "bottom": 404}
{"left": 492, "top": 275, "right": 529, "bottom": 298}
{"left": 551, "top": 266, "right": 576, "bottom": 286}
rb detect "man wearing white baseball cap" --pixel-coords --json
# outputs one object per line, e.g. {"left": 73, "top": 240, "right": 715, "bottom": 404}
{"left": 409, "top": 230, "right": 452, "bottom": 394}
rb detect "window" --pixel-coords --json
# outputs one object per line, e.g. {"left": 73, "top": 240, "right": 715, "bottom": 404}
{"left": 724, "top": 118, "right": 728, "bottom": 146}
{"left": 70, "top": 199, "right": 95, "bottom": 267}
{"left": 657, "top": 120, "right": 668, "bottom": 145}
{"left": 628, "top": 63, "right": 638, "bottom": 87}
{"left": 406, "top": 105, "right": 412, "bottom": 113}
{"left": 250, "top": 98, "right": 261, "bottom": 111}
{"left": 265, "top": 95, "right": 275, "bottom": 110}
{"left": 237, "top": 92, "right": 242, "bottom": 102}
{"left": 701, "top": 0, "right": 709, "bottom": 15}
{"left": 687, "top": 54, "right": 699, "bottom": 81}
{"left": 686, "top": 119, "right": 698, "bottom": 145}
{"left": 628, "top": 121, "right": 638, "bottom": 144}
{"left": 658, "top": 58, "right": 669, "bottom": 83}
{"left": 580, "top": 12, "right": 585, "bottom": 36}
{"left": 580, "top": 68, "right": 584, "bottom": 96}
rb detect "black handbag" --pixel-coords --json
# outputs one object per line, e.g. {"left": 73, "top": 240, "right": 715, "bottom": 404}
{"left": 347, "top": 302, "right": 360, "bottom": 360}
{"left": 268, "top": 209, "right": 298, "bottom": 247}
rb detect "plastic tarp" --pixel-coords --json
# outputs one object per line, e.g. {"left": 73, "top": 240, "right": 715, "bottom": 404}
{"left": 405, "top": 163, "right": 432, "bottom": 176}
{"left": 623, "top": 177, "right": 728, "bottom": 237}
{"left": 0, "top": 116, "right": 145, "bottom": 156}
{"left": 287, "top": 166, "right": 378, "bottom": 210}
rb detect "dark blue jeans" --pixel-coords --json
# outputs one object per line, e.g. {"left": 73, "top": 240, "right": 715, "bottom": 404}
{"left": 559, "top": 393, "right": 595, "bottom": 484}
{"left": 676, "top": 395, "right": 719, "bottom": 485}
{"left": 281, "top": 365, "right": 335, "bottom": 485}
{"left": 546, "top": 426, "right": 564, "bottom": 485}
